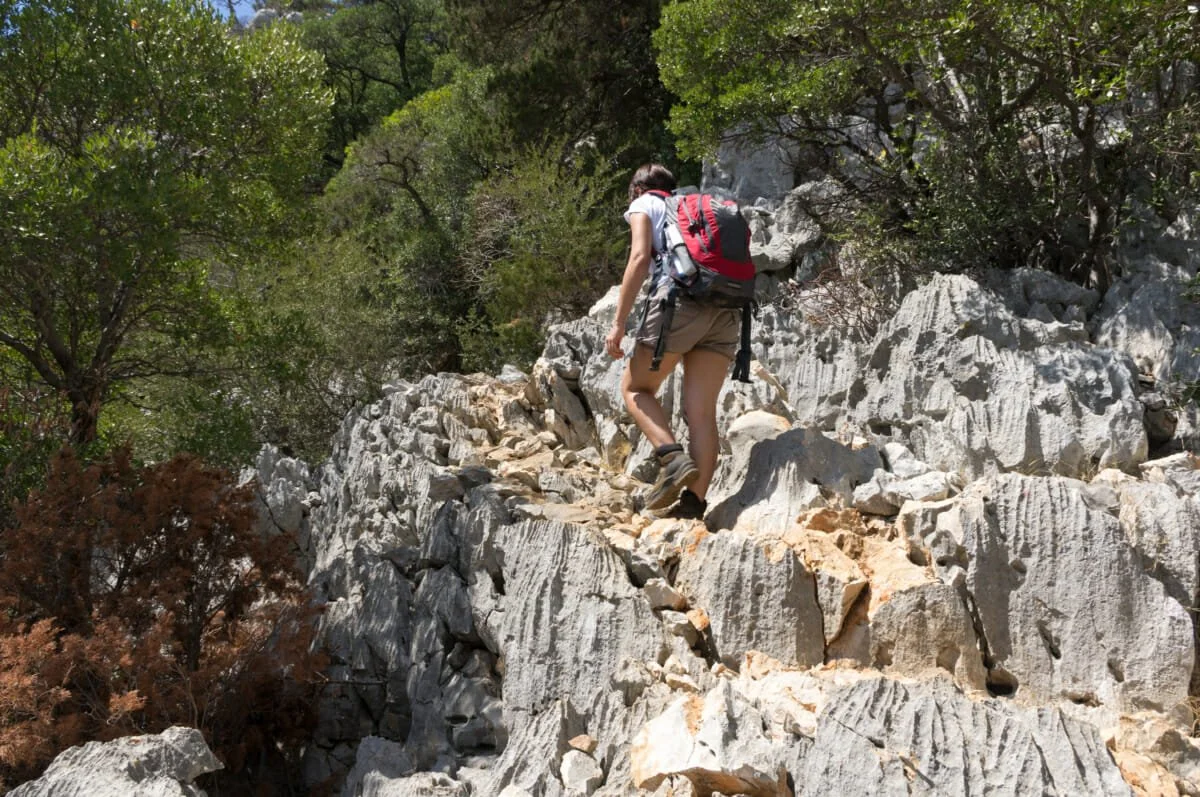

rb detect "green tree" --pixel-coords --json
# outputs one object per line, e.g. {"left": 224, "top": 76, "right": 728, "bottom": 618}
{"left": 447, "top": 0, "right": 682, "bottom": 167}
{"left": 0, "top": 0, "right": 331, "bottom": 447}
{"left": 300, "top": 0, "right": 448, "bottom": 172}
{"left": 319, "top": 66, "right": 503, "bottom": 374}
{"left": 656, "top": 0, "right": 1200, "bottom": 286}
{"left": 459, "top": 145, "right": 625, "bottom": 370}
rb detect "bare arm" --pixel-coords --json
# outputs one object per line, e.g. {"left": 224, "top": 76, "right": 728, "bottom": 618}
{"left": 605, "top": 213, "right": 654, "bottom": 358}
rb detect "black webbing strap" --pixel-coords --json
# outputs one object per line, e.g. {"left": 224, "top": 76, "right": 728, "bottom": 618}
{"left": 731, "top": 303, "right": 754, "bottom": 383}
{"left": 649, "top": 283, "right": 679, "bottom": 372}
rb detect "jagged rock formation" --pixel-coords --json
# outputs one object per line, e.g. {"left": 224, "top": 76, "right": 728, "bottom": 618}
{"left": 10, "top": 727, "right": 221, "bottom": 797}
{"left": 30, "top": 185, "right": 1198, "bottom": 794}
{"left": 242, "top": 213, "right": 1200, "bottom": 795}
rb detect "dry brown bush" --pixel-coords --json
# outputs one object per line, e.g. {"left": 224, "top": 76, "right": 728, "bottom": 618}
{"left": 0, "top": 448, "right": 324, "bottom": 793}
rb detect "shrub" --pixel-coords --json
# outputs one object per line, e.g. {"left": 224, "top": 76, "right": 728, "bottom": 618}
{"left": 458, "top": 145, "right": 625, "bottom": 371}
{"left": 0, "top": 448, "right": 323, "bottom": 792}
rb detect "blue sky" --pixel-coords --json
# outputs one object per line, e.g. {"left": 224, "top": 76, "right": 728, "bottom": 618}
{"left": 210, "top": 0, "right": 259, "bottom": 23}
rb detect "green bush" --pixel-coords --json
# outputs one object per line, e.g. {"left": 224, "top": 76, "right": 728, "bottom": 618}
{"left": 656, "top": 0, "right": 1200, "bottom": 288}
{"left": 459, "top": 146, "right": 625, "bottom": 370}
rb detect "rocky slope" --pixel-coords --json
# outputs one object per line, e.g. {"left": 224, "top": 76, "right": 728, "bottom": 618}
{"left": 241, "top": 189, "right": 1200, "bottom": 796}
{"left": 17, "top": 187, "right": 1199, "bottom": 796}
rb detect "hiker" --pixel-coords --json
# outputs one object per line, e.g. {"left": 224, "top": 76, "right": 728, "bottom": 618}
{"left": 604, "top": 163, "right": 744, "bottom": 520}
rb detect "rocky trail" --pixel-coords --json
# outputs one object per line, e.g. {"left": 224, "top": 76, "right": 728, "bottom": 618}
{"left": 254, "top": 258, "right": 1199, "bottom": 795}
{"left": 16, "top": 187, "right": 1200, "bottom": 797}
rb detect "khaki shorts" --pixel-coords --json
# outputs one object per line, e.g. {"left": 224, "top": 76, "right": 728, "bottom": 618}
{"left": 636, "top": 280, "right": 741, "bottom": 360}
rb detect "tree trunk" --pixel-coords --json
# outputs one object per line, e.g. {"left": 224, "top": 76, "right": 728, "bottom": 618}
{"left": 67, "top": 382, "right": 104, "bottom": 448}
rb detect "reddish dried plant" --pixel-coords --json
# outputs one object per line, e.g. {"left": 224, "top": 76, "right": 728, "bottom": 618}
{"left": 0, "top": 448, "right": 324, "bottom": 791}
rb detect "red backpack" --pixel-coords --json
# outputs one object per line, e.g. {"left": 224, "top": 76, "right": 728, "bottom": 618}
{"left": 646, "top": 190, "right": 757, "bottom": 382}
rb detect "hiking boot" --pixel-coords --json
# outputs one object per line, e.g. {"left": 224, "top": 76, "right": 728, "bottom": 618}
{"left": 644, "top": 445, "right": 699, "bottom": 512}
{"left": 667, "top": 488, "right": 707, "bottom": 520}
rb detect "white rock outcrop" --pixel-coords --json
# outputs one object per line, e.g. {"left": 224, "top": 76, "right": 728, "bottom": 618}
{"left": 10, "top": 727, "right": 221, "bottom": 797}
{"left": 226, "top": 200, "right": 1200, "bottom": 797}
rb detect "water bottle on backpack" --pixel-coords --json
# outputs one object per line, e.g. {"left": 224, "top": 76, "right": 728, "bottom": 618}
{"left": 663, "top": 221, "right": 698, "bottom": 285}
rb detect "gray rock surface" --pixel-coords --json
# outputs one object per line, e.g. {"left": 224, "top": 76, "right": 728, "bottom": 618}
{"left": 243, "top": 195, "right": 1200, "bottom": 797}
{"left": 746, "top": 189, "right": 823, "bottom": 274}
{"left": 946, "top": 475, "right": 1193, "bottom": 710}
{"left": 702, "top": 135, "right": 801, "bottom": 206}
{"left": 706, "top": 427, "right": 881, "bottom": 534}
{"left": 798, "top": 677, "right": 1132, "bottom": 796}
{"left": 847, "top": 274, "right": 1147, "bottom": 478}
{"left": 11, "top": 727, "right": 221, "bottom": 797}
{"left": 675, "top": 529, "right": 824, "bottom": 670}
{"left": 631, "top": 680, "right": 791, "bottom": 796}
{"left": 1093, "top": 253, "right": 1200, "bottom": 446}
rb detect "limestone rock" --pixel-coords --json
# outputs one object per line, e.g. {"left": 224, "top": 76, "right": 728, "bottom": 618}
{"left": 951, "top": 475, "right": 1193, "bottom": 710}
{"left": 707, "top": 427, "right": 881, "bottom": 535}
{"left": 984, "top": 266, "right": 1100, "bottom": 325}
{"left": 341, "top": 737, "right": 415, "bottom": 797}
{"left": 1116, "top": 480, "right": 1200, "bottom": 612}
{"left": 631, "top": 680, "right": 791, "bottom": 796}
{"left": 797, "top": 677, "right": 1131, "bottom": 796}
{"left": 747, "top": 190, "right": 823, "bottom": 274}
{"left": 1092, "top": 255, "right": 1200, "bottom": 445}
{"left": 753, "top": 303, "right": 865, "bottom": 431}
{"left": 10, "top": 727, "right": 221, "bottom": 797}
{"left": 644, "top": 578, "right": 688, "bottom": 611}
{"left": 781, "top": 518, "right": 867, "bottom": 644}
{"left": 568, "top": 735, "right": 599, "bottom": 754}
{"left": 531, "top": 360, "right": 595, "bottom": 451}
{"left": 560, "top": 750, "right": 603, "bottom": 794}
{"left": 821, "top": 531, "right": 987, "bottom": 691}
{"left": 702, "top": 137, "right": 801, "bottom": 206}
{"left": 881, "top": 442, "right": 931, "bottom": 478}
{"left": 1139, "top": 452, "right": 1200, "bottom": 497}
{"left": 349, "top": 772, "right": 471, "bottom": 796}
{"left": 675, "top": 529, "right": 824, "bottom": 670}
{"left": 498, "top": 787, "right": 535, "bottom": 797}
{"left": 848, "top": 274, "right": 1148, "bottom": 478}
{"left": 483, "top": 521, "right": 666, "bottom": 713}
{"left": 709, "top": 410, "right": 793, "bottom": 507}
{"left": 854, "top": 468, "right": 956, "bottom": 518}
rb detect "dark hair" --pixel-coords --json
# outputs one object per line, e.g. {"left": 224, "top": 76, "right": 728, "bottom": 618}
{"left": 628, "top": 163, "right": 676, "bottom": 202}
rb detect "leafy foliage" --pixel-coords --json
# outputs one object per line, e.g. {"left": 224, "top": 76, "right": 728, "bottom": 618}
{"left": 459, "top": 146, "right": 625, "bottom": 370}
{"left": 318, "top": 66, "right": 499, "bottom": 375}
{"left": 656, "top": 0, "right": 1200, "bottom": 286}
{"left": 447, "top": 0, "right": 681, "bottom": 167}
{"left": 297, "top": 0, "right": 448, "bottom": 174}
{"left": 317, "top": 65, "right": 632, "bottom": 376}
{"left": 0, "top": 0, "right": 331, "bottom": 446}
{"left": 0, "top": 371, "right": 67, "bottom": 532}
{"left": 0, "top": 448, "right": 323, "bottom": 792}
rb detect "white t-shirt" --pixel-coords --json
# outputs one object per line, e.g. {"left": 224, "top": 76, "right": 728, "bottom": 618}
{"left": 624, "top": 192, "right": 668, "bottom": 256}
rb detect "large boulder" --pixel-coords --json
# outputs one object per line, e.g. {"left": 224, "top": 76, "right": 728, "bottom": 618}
{"left": 630, "top": 680, "right": 792, "bottom": 796}
{"left": 1093, "top": 253, "right": 1200, "bottom": 447}
{"left": 847, "top": 274, "right": 1147, "bottom": 478}
{"left": 707, "top": 427, "right": 881, "bottom": 534}
{"left": 702, "top": 135, "right": 801, "bottom": 206}
{"left": 920, "top": 474, "right": 1194, "bottom": 710}
{"left": 10, "top": 727, "right": 221, "bottom": 797}
{"left": 674, "top": 529, "right": 825, "bottom": 670}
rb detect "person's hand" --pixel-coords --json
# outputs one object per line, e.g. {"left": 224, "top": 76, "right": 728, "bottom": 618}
{"left": 605, "top": 323, "right": 625, "bottom": 359}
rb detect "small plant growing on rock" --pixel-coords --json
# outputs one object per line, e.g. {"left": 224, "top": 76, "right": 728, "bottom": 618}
{"left": 0, "top": 448, "right": 324, "bottom": 792}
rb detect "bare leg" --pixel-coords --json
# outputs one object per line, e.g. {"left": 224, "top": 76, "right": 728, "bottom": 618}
{"left": 621, "top": 343, "right": 682, "bottom": 449}
{"left": 681, "top": 348, "right": 731, "bottom": 499}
